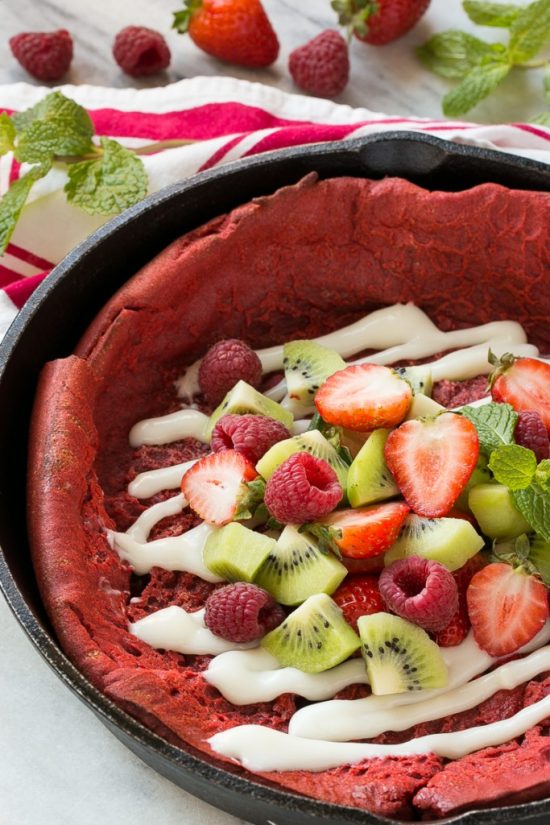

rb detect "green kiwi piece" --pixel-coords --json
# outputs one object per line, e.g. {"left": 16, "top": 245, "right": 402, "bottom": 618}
{"left": 204, "top": 523, "right": 276, "bottom": 582}
{"left": 405, "top": 393, "right": 445, "bottom": 420}
{"left": 357, "top": 612, "right": 448, "bottom": 695}
{"left": 206, "top": 380, "right": 293, "bottom": 439}
{"left": 347, "top": 428, "right": 399, "bottom": 507}
{"left": 283, "top": 340, "right": 345, "bottom": 408}
{"left": 468, "top": 483, "right": 531, "bottom": 540}
{"left": 256, "top": 429, "right": 349, "bottom": 489}
{"left": 254, "top": 525, "right": 347, "bottom": 606}
{"left": 261, "top": 593, "right": 361, "bottom": 673}
{"left": 384, "top": 514, "right": 485, "bottom": 571}
{"left": 394, "top": 365, "right": 433, "bottom": 397}
{"left": 455, "top": 455, "right": 492, "bottom": 513}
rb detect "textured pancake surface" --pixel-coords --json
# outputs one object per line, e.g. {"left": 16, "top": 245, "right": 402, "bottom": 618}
{"left": 28, "top": 175, "right": 550, "bottom": 819}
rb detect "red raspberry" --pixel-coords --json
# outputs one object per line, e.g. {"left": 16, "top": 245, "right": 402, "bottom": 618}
{"left": 379, "top": 556, "right": 458, "bottom": 633}
{"left": 289, "top": 30, "right": 349, "bottom": 98}
{"left": 211, "top": 414, "right": 290, "bottom": 465}
{"left": 436, "top": 553, "right": 486, "bottom": 646}
{"left": 113, "top": 26, "right": 171, "bottom": 77}
{"left": 9, "top": 30, "right": 73, "bottom": 82}
{"left": 514, "top": 410, "right": 550, "bottom": 462}
{"left": 204, "top": 582, "right": 285, "bottom": 643}
{"left": 332, "top": 575, "right": 384, "bottom": 631}
{"left": 264, "top": 452, "right": 343, "bottom": 524}
{"left": 199, "top": 339, "right": 262, "bottom": 406}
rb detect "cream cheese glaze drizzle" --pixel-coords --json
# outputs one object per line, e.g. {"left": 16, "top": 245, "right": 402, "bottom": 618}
{"left": 118, "top": 302, "right": 550, "bottom": 774}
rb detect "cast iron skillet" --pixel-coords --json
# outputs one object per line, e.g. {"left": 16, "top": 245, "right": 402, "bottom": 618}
{"left": 1, "top": 132, "right": 550, "bottom": 825}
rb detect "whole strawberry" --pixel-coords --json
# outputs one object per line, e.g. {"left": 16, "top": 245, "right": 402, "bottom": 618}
{"left": 173, "top": 0, "right": 279, "bottom": 68}
{"left": 9, "top": 29, "right": 73, "bottom": 82}
{"left": 332, "top": 0, "right": 430, "bottom": 46}
{"left": 289, "top": 30, "right": 349, "bottom": 98}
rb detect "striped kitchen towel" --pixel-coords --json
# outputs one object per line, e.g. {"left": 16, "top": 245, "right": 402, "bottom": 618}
{"left": 1, "top": 75, "right": 549, "bottom": 339}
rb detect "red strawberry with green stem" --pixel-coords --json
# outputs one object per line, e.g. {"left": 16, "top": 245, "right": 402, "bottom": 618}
{"left": 310, "top": 501, "right": 410, "bottom": 558}
{"left": 172, "top": 0, "right": 279, "bottom": 68}
{"left": 181, "top": 449, "right": 262, "bottom": 526}
{"left": 332, "top": 0, "right": 430, "bottom": 46}
{"left": 489, "top": 353, "right": 550, "bottom": 435}
{"left": 333, "top": 575, "right": 384, "bottom": 631}
{"left": 466, "top": 562, "right": 549, "bottom": 657}
{"left": 315, "top": 363, "right": 412, "bottom": 431}
{"left": 384, "top": 413, "right": 480, "bottom": 518}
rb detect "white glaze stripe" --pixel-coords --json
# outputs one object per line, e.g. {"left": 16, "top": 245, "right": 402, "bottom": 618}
{"left": 126, "top": 493, "right": 186, "bottom": 542}
{"left": 129, "top": 409, "right": 209, "bottom": 448}
{"left": 128, "top": 460, "right": 198, "bottom": 499}
{"left": 131, "top": 606, "right": 256, "bottom": 655}
{"left": 208, "top": 694, "right": 550, "bottom": 771}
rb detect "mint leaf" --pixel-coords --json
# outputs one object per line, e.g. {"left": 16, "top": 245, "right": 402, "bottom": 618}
{"left": 0, "top": 163, "right": 51, "bottom": 254}
{"left": 512, "top": 484, "right": 550, "bottom": 541}
{"left": 0, "top": 113, "right": 15, "bottom": 156}
{"left": 528, "top": 534, "right": 550, "bottom": 585}
{"left": 463, "top": 1, "right": 522, "bottom": 27}
{"left": 65, "top": 137, "right": 148, "bottom": 216}
{"left": 13, "top": 92, "right": 94, "bottom": 163}
{"left": 461, "top": 402, "right": 518, "bottom": 454}
{"left": 417, "top": 31, "right": 506, "bottom": 79}
{"left": 443, "top": 59, "right": 511, "bottom": 116}
{"left": 488, "top": 444, "right": 537, "bottom": 490}
{"left": 535, "top": 459, "right": 550, "bottom": 493}
{"left": 508, "top": 0, "right": 550, "bottom": 62}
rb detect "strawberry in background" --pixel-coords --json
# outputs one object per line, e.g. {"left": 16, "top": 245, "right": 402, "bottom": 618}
{"left": 173, "top": 0, "right": 279, "bottom": 68}
{"left": 333, "top": 0, "right": 431, "bottom": 45}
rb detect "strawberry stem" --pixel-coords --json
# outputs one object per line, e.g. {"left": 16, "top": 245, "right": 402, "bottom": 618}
{"left": 331, "top": 0, "right": 379, "bottom": 39}
{"left": 172, "top": 0, "right": 203, "bottom": 34}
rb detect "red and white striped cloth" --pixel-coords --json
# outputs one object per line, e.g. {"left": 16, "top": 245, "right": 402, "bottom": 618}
{"left": 1, "top": 76, "right": 549, "bottom": 341}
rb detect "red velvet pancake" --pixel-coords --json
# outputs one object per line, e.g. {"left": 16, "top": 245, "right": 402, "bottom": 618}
{"left": 28, "top": 174, "right": 550, "bottom": 821}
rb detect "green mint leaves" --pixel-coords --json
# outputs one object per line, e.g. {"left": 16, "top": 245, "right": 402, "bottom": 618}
{"left": 65, "top": 138, "right": 148, "bottom": 216}
{"left": 461, "top": 401, "right": 518, "bottom": 454}
{"left": 0, "top": 91, "right": 150, "bottom": 255}
{"left": 512, "top": 484, "right": 550, "bottom": 541}
{"left": 488, "top": 444, "right": 537, "bottom": 489}
{"left": 418, "top": 0, "right": 550, "bottom": 116}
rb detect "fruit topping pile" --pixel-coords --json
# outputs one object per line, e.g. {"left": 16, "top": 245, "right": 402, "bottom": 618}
{"left": 178, "top": 338, "right": 550, "bottom": 694}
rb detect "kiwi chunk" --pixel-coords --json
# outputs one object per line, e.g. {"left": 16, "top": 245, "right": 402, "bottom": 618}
{"left": 261, "top": 593, "right": 361, "bottom": 673}
{"left": 358, "top": 612, "right": 448, "bottom": 695}
{"left": 255, "top": 525, "right": 347, "bottom": 606}
{"left": 406, "top": 393, "right": 445, "bottom": 420}
{"left": 468, "top": 483, "right": 531, "bottom": 540}
{"left": 204, "top": 523, "right": 276, "bottom": 582}
{"left": 256, "top": 429, "right": 349, "bottom": 489}
{"left": 206, "top": 380, "right": 293, "bottom": 439}
{"left": 283, "top": 340, "right": 345, "bottom": 409}
{"left": 384, "top": 514, "right": 484, "bottom": 571}
{"left": 394, "top": 366, "right": 433, "bottom": 397}
{"left": 455, "top": 455, "right": 492, "bottom": 512}
{"left": 347, "top": 428, "right": 399, "bottom": 507}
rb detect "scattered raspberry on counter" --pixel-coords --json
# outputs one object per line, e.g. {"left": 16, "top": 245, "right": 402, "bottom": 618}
{"left": 289, "top": 30, "right": 349, "bottom": 98}
{"left": 113, "top": 26, "right": 171, "bottom": 77}
{"left": 9, "top": 29, "right": 73, "bottom": 81}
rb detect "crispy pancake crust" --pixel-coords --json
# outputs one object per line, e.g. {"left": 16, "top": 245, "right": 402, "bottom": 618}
{"left": 28, "top": 176, "right": 550, "bottom": 819}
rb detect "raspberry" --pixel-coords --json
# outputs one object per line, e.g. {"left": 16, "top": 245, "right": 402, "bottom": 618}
{"left": 332, "top": 575, "right": 384, "bottom": 631}
{"left": 113, "top": 26, "right": 171, "bottom": 77}
{"left": 204, "top": 582, "right": 285, "bottom": 642}
{"left": 9, "top": 30, "right": 73, "bottom": 82}
{"left": 199, "top": 339, "right": 262, "bottom": 406}
{"left": 264, "top": 452, "right": 343, "bottom": 524}
{"left": 514, "top": 410, "right": 550, "bottom": 462}
{"left": 211, "top": 414, "right": 290, "bottom": 464}
{"left": 379, "top": 556, "right": 458, "bottom": 633}
{"left": 289, "top": 30, "right": 349, "bottom": 98}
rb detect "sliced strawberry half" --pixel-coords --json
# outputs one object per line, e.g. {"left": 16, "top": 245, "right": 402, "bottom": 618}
{"left": 333, "top": 575, "right": 384, "bottom": 631}
{"left": 466, "top": 562, "right": 549, "bottom": 657}
{"left": 313, "top": 501, "right": 410, "bottom": 559}
{"left": 490, "top": 354, "right": 550, "bottom": 433}
{"left": 315, "top": 363, "right": 412, "bottom": 431}
{"left": 384, "top": 413, "right": 479, "bottom": 518}
{"left": 181, "top": 449, "right": 259, "bottom": 526}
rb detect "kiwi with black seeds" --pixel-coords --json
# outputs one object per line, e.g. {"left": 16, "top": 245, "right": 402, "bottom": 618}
{"left": 384, "top": 513, "right": 485, "bottom": 571}
{"left": 204, "top": 522, "right": 276, "bottom": 582}
{"left": 357, "top": 612, "right": 448, "bottom": 695}
{"left": 254, "top": 525, "right": 347, "bottom": 605}
{"left": 283, "top": 340, "right": 345, "bottom": 411}
{"left": 206, "top": 380, "right": 293, "bottom": 438}
{"left": 346, "top": 428, "right": 399, "bottom": 506}
{"left": 261, "top": 593, "right": 361, "bottom": 673}
{"left": 256, "top": 429, "right": 349, "bottom": 490}
{"left": 393, "top": 365, "right": 433, "bottom": 397}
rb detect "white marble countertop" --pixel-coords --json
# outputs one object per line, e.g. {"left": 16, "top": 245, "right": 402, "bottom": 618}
{"left": 1, "top": 1, "right": 548, "bottom": 824}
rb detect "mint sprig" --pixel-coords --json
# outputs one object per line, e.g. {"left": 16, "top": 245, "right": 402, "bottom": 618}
{"left": 0, "top": 91, "right": 196, "bottom": 256}
{"left": 418, "top": 0, "right": 550, "bottom": 116}
{"left": 512, "top": 484, "right": 550, "bottom": 542}
{"left": 488, "top": 444, "right": 537, "bottom": 489}
{"left": 460, "top": 401, "right": 518, "bottom": 454}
